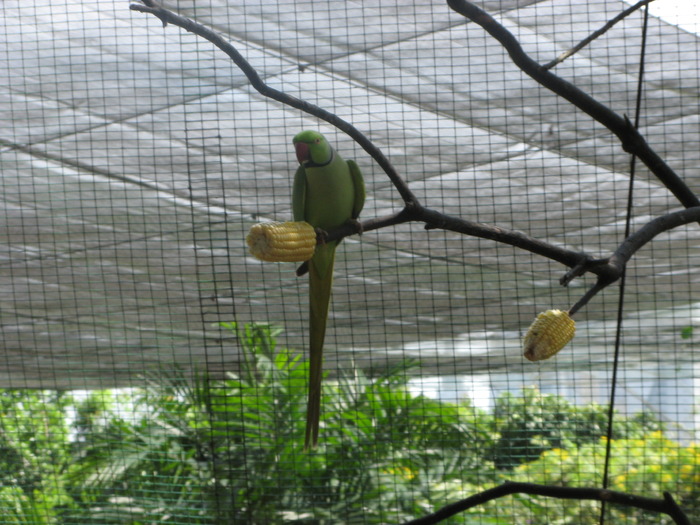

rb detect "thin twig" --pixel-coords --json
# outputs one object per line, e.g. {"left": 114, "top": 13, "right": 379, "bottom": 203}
{"left": 401, "top": 481, "right": 691, "bottom": 525}
{"left": 542, "top": 0, "right": 657, "bottom": 70}
{"left": 131, "top": 0, "right": 700, "bottom": 318}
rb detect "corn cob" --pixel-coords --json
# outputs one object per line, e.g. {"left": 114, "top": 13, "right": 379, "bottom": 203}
{"left": 246, "top": 221, "right": 316, "bottom": 263}
{"left": 523, "top": 309, "right": 576, "bottom": 361}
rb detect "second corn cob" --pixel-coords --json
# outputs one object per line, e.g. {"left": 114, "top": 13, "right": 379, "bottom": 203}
{"left": 523, "top": 309, "right": 576, "bottom": 361}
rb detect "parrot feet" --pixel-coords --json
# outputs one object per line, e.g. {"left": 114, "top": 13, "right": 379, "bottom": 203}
{"left": 314, "top": 227, "right": 329, "bottom": 244}
{"left": 295, "top": 222, "right": 362, "bottom": 278}
{"left": 347, "top": 217, "right": 364, "bottom": 235}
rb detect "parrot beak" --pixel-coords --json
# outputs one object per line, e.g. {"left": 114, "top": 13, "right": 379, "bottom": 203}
{"left": 295, "top": 141, "right": 310, "bottom": 165}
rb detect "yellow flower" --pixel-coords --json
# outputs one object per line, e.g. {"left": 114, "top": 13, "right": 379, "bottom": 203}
{"left": 382, "top": 466, "right": 416, "bottom": 480}
{"left": 613, "top": 474, "right": 627, "bottom": 488}
{"left": 680, "top": 464, "right": 693, "bottom": 478}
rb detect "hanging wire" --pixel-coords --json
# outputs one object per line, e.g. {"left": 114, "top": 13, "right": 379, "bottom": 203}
{"left": 599, "top": 4, "right": 650, "bottom": 523}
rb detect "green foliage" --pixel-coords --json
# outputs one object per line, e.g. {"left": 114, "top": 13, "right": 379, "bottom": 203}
{"left": 208, "top": 323, "right": 492, "bottom": 523}
{"left": 0, "top": 391, "right": 74, "bottom": 523}
{"left": 0, "top": 323, "right": 696, "bottom": 523}
{"left": 490, "top": 387, "right": 664, "bottom": 470}
{"left": 512, "top": 432, "right": 700, "bottom": 524}
{"left": 0, "top": 486, "right": 52, "bottom": 525}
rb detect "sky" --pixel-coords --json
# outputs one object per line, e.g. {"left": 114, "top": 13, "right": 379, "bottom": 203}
{"left": 642, "top": 0, "right": 700, "bottom": 33}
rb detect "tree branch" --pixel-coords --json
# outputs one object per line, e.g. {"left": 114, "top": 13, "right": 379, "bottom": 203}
{"left": 609, "top": 206, "right": 700, "bottom": 272}
{"left": 129, "top": 1, "right": 419, "bottom": 207}
{"left": 446, "top": 0, "right": 700, "bottom": 214}
{"left": 128, "top": 5, "right": 695, "bottom": 519}
{"left": 563, "top": 206, "right": 700, "bottom": 314}
{"left": 338, "top": 202, "right": 699, "bottom": 319}
{"left": 129, "top": 1, "right": 610, "bottom": 281}
{"left": 326, "top": 206, "right": 593, "bottom": 273}
{"left": 401, "top": 481, "right": 691, "bottom": 525}
{"left": 130, "top": 0, "right": 700, "bottom": 319}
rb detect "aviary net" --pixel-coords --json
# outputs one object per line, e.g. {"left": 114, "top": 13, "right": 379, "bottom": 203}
{"left": 1, "top": 0, "right": 699, "bottom": 522}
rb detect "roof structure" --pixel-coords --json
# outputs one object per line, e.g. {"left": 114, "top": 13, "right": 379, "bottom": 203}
{"left": 2, "top": 0, "right": 699, "bottom": 390}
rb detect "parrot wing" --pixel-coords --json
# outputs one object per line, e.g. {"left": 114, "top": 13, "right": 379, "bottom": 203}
{"left": 347, "top": 160, "right": 366, "bottom": 220}
{"left": 293, "top": 165, "right": 311, "bottom": 276}
{"left": 292, "top": 165, "right": 307, "bottom": 222}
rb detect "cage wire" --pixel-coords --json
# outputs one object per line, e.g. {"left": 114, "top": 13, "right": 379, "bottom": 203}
{"left": 1, "top": 0, "right": 699, "bottom": 523}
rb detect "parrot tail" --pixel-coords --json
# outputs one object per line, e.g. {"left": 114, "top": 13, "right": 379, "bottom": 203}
{"left": 304, "top": 244, "right": 336, "bottom": 449}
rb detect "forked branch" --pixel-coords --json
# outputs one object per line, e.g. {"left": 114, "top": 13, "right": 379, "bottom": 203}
{"left": 130, "top": 0, "right": 700, "bottom": 316}
{"left": 129, "top": 2, "right": 696, "bottom": 521}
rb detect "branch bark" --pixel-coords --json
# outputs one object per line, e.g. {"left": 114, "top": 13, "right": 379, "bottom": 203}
{"left": 401, "top": 481, "right": 691, "bottom": 525}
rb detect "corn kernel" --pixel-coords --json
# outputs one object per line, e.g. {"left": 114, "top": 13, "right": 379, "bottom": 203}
{"left": 523, "top": 309, "right": 576, "bottom": 361}
{"left": 246, "top": 221, "right": 316, "bottom": 262}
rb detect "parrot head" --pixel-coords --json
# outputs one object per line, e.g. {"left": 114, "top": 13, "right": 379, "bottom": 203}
{"left": 293, "top": 130, "right": 333, "bottom": 167}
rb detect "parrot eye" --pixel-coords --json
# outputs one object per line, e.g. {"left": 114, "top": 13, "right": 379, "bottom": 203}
{"left": 314, "top": 138, "right": 321, "bottom": 143}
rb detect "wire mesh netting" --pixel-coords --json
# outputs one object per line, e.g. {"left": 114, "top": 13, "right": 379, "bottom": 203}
{"left": 1, "top": 0, "right": 700, "bottom": 523}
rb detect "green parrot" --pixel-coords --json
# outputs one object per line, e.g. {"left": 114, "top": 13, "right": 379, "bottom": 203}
{"left": 292, "top": 130, "right": 366, "bottom": 449}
